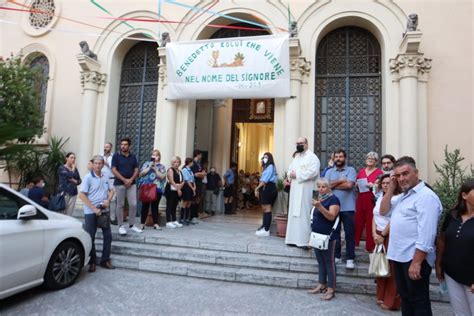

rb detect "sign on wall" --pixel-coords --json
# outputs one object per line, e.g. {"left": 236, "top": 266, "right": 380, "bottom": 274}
{"left": 166, "top": 34, "right": 290, "bottom": 100}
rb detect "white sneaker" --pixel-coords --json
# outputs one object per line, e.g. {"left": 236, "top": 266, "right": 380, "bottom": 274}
{"left": 173, "top": 221, "right": 183, "bottom": 228}
{"left": 191, "top": 218, "right": 200, "bottom": 224}
{"left": 255, "top": 229, "right": 270, "bottom": 237}
{"left": 346, "top": 259, "right": 355, "bottom": 269}
{"left": 335, "top": 258, "right": 342, "bottom": 264}
{"left": 118, "top": 225, "right": 127, "bottom": 235}
{"left": 166, "top": 222, "right": 177, "bottom": 229}
{"left": 131, "top": 226, "right": 143, "bottom": 233}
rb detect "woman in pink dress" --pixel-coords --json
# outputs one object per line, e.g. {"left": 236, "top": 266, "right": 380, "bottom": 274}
{"left": 355, "top": 152, "right": 383, "bottom": 252}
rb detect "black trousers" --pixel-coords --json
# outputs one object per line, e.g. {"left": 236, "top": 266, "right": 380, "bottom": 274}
{"left": 392, "top": 260, "right": 432, "bottom": 316}
{"left": 140, "top": 193, "right": 162, "bottom": 225}
{"left": 165, "top": 191, "right": 179, "bottom": 222}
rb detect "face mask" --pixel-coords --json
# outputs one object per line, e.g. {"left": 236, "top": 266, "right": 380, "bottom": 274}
{"left": 296, "top": 144, "right": 304, "bottom": 152}
{"left": 262, "top": 158, "right": 268, "bottom": 164}
{"left": 40, "top": 182, "right": 45, "bottom": 188}
{"left": 210, "top": 169, "right": 215, "bottom": 174}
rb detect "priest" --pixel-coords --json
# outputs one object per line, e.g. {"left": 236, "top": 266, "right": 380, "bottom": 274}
{"left": 285, "top": 137, "right": 320, "bottom": 247}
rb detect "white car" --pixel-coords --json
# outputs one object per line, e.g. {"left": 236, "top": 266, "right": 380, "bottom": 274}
{"left": 0, "top": 183, "right": 92, "bottom": 299}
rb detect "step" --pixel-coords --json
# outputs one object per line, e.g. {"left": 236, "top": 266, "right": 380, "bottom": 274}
{"left": 97, "top": 240, "right": 442, "bottom": 285}
{"left": 96, "top": 252, "right": 449, "bottom": 302}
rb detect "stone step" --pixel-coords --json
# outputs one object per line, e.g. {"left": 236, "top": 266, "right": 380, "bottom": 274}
{"left": 96, "top": 230, "right": 371, "bottom": 262}
{"left": 97, "top": 240, "right": 442, "bottom": 285}
{"left": 97, "top": 252, "right": 449, "bottom": 302}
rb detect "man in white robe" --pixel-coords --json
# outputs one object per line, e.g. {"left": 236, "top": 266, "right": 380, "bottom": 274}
{"left": 285, "top": 137, "right": 320, "bottom": 247}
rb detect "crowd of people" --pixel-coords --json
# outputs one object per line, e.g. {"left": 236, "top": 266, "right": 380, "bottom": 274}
{"left": 17, "top": 136, "right": 473, "bottom": 315}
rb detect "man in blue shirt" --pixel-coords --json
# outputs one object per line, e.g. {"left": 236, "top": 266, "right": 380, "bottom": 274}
{"left": 324, "top": 149, "right": 357, "bottom": 269}
{"left": 223, "top": 162, "right": 237, "bottom": 215}
{"left": 112, "top": 138, "right": 142, "bottom": 235}
{"left": 79, "top": 155, "right": 115, "bottom": 272}
{"left": 381, "top": 156, "right": 441, "bottom": 315}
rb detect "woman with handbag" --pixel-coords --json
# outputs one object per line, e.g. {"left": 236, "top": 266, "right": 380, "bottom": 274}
{"left": 372, "top": 173, "right": 401, "bottom": 310}
{"left": 165, "top": 156, "right": 184, "bottom": 228}
{"left": 308, "top": 178, "right": 340, "bottom": 301}
{"left": 254, "top": 152, "right": 278, "bottom": 237}
{"left": 138, "top": 149, "right": 167, "bottom": 230}
{"left": 58, "top": 152, "right": 82, "bottom": 216}
{"left": 436, "top": 179, "right": 474, "bottom": 316}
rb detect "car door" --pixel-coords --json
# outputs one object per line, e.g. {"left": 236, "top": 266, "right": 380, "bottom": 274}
{"left": 0, "top": 187, "right": 45, "bottom": 294}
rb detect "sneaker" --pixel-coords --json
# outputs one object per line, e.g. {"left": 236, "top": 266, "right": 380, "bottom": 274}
{"left": 255, "top": 229, "right": 270, "bottom": 237}
{"left": 153, "top": 224, "right": 162, "bottom": 230}
{"left": 335, "top": 258, "right": 341, "bottom": 264}
{"left": 131, "top": 226, "right": 143, "bottom": 233}
{"left": 140, "top": 224, "right": 146, "bottom": 230}
{"left": 173, "top": 221, "right": 183, "bottom": 228}
{"left": 166, "top": 222, "right": 177, "bottom": 228}
{"left": 346, "top": 259, "right": 355, "bottom": 269}
{"left": 191, "top": 218, "right": 200, "bottom": 224}
{"left": 118, "top": 225, "right": 127, "bottom": 235}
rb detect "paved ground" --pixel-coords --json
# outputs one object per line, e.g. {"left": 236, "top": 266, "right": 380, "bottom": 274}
{"left": 0, "top": 268, "right": 451, "bottom": 316}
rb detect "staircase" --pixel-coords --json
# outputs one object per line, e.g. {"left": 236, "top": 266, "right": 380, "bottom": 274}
{"left": 93, "top": 214, "right": 449, "bottom": 302}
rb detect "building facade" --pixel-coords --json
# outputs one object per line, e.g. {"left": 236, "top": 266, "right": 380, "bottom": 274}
{"left": 1, "top": 0, "right": 472, "bottom": 182}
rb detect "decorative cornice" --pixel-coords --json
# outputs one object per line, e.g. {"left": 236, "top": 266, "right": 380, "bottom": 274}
{"left": 80, "top": 71, "right": 107, "bottom": 90}
{"left": 389, "top": 54, "right": 432, "bottom": 78}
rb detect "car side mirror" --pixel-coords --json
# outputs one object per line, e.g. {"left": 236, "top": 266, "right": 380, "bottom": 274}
{"left": 17, "top": 205, "right": 37, "bottom": 220}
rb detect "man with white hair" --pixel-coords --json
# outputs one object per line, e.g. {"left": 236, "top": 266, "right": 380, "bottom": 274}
{"left": 285, "top": 137, "right": 320, "bottom": 247}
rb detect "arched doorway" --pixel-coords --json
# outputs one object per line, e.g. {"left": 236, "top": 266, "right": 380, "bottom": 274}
{"left": 116, "top": 41, "right": 159, "bottom": 164}
{"left": 315, "top": 26, "right": 382, "bottom": 170}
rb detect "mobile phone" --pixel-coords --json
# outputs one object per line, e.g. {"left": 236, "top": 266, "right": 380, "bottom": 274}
{"left": 312, "top": 190, "right": 319, "bottom": 200}
{"left": 150, "top": 157, "right": 155, "bottom": 162}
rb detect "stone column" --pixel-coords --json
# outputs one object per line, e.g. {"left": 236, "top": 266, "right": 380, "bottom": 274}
{"left": 77, "top": 55, "right": 107, "bottom": 175}
{"left": 284, "top": 38, "right": 307, "bottom": 169}
{"left": 389, "top": 32, "right": 431, "bottom": 172}
{"left": 155, "top": 47, "right": 177, "bottom": 167}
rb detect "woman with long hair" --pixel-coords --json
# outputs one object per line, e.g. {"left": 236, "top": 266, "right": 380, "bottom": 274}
{"left": 372, "top": 173, "right": 401, "bottom": 310}
{"left": 58, "top": 152, "right": 82, "bottom": 216}
{"left": 436, "top": 179, "right": 474, "bottom": 316}
{"left": 254, "top": 152, "right": 278, "bottom": 237}
{"left": 138, "top": 149, "right": 166, "bottom": 230}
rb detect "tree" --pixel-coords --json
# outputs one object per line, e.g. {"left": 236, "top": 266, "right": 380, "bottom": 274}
{"left": 0, "top": 54, "right": 45, "bottom": 142}
{"left": 432, "top": 146, "right": 474, "bottom": 230}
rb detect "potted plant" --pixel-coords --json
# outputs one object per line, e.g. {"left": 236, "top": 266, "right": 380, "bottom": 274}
{"left": 275, "top": 177, "right": 289, "bottom": 237}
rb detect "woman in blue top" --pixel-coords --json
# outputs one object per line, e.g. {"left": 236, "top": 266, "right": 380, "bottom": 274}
{"left": 308, "top": 177, "right": 340, "bottom": 301}
{"left": 254, "top": 152, "right": 278, "bottom": 237}
{"left": 58, "top": 152, "right": 82, "bottom": 216}
{"left": 138, "top": 149, "right": 167, "bottom": 230}
{"left": 181, "top": 158, "right": 196, "bottom": 225}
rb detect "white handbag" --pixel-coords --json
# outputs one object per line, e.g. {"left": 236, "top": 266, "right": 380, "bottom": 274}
{"left": 309, "top": 207, "right": 340, "bottom": 250}
{"left": 368, "top": 244, "right": 390, "bottom": 277}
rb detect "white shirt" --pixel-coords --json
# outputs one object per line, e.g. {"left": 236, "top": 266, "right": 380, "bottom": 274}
{"left": 387, "top": 181, "right": 442, "bottom": 267}
{"left": 373, "top": 194, "right": 401, "bottom": 231}
{"left": 102, "top": 154, "right": 113, "bottom": 180}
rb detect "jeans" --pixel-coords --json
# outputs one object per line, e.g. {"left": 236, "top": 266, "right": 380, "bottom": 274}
{"left": 140, "top": 193, "right": 162, "bottom": 225}
{"left": 393, "top": 260, "right": 432, "bottom": 316}
{"left": 204, "top": 190, "right": 217, "bottom": 213}
{"left": 84, "top": 213, "right": 112, "bottom": 264}
{"left": 115, "top": 184, "right": 137, "bottom": 226}
{"left": 335, "top": 211, "right": 355, "bottom": 260}
{"left": 315, "top": 240, "right": 337, "bottom": 288}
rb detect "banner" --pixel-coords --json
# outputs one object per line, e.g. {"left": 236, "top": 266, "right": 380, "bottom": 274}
{"left": 166, "top": 34, "right": 290, "bottom": 100}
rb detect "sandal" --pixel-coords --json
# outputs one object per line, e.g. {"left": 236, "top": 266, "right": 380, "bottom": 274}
{"left": 321, "top": 290, "right": 335, "bottom": 301}
{"left": 307, "top": 284, "right": 327, "bottom": 294}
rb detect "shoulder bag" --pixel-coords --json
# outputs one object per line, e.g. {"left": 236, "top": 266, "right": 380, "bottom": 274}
{"left": 139, "top": 183, "right": 157, "bottom": 202}
{"left": 309, "top": 207, "right": 340, "bottom": 250}
{"left": 49, "top": 191, "right": 66, "bottom": 212}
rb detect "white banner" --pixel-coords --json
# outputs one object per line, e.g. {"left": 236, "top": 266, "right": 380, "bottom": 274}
{"left": 166, "top": 34, "right": 290, "bottom": 100}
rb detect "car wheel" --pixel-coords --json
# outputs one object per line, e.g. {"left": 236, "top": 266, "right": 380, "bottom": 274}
{"left": 44, "top": 241, "right": 84, "bottom": 290}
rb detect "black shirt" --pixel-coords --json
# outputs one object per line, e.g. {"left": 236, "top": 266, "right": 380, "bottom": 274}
{"left": 191, "top": 160, "right": 203, "bottom": 186}
{"left": 111, "top": 152, "right": 138, "bottom": 186}
{"left": 442, "top": 212, "right": 474, "bottom": 286}
{"left": 206, "top": 173, "right": 221, "bottom": 191}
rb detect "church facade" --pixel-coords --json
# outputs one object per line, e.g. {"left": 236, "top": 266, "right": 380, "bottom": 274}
{"left": 1, "top": 0, "right": 472, "bottom": 181}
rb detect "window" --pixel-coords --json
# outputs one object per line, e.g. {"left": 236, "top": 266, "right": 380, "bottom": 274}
{"left": 29, "top": 0, "right": 55, "bottom": 30}
{"left": 0, "top": 189, "right": 28, "bottom": 220}
{"left": 29, "top": 54, "right": 49, "bottom": 115}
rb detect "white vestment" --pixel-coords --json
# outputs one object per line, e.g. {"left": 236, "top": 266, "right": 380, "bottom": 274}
{"left": 285, "top": 150, "right": 320, "bottom": 246}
